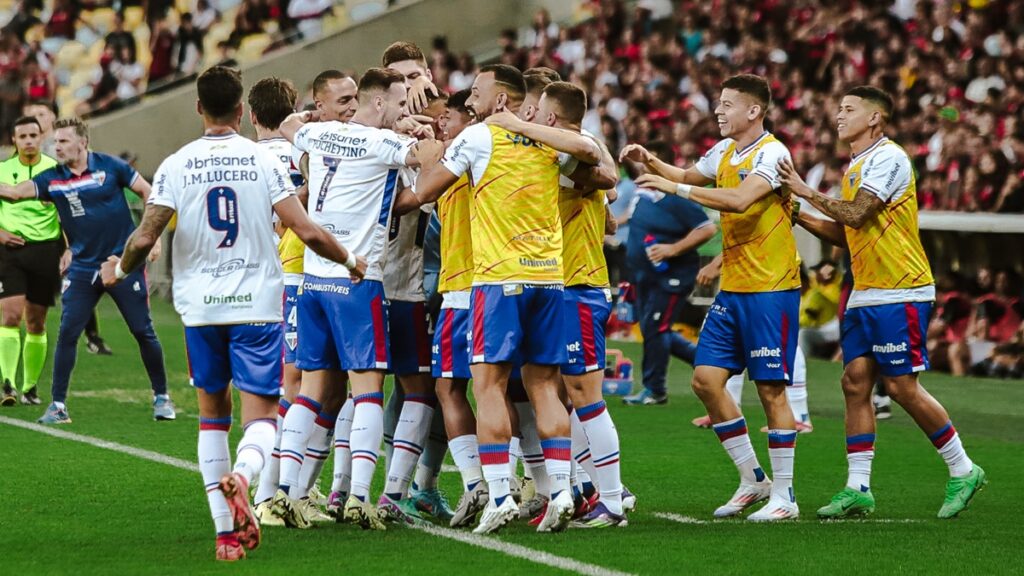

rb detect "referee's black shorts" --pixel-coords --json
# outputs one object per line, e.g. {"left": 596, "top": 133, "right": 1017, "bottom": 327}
{"left": 0, "top": 238, "right": 63, "bottom": 307}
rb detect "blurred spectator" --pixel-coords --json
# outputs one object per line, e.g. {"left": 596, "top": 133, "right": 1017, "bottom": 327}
{"left": 112, "top": 45, "right": 145, "bottom": 102}
{"left": 288, "top": 0, "right": 334, "bottom": 41}
{"left": 45, "top": 0, "right": 79, "bottom": 40}
{"left": 192, "top": 0, "right": 220, "bottom": 34}
{"left": 176, "top": 13, "right": 204, "bottom": 76}
{"left": 22, "top": 53, "right": 53, "bottom": 102}
{"left": 22, "top": 99, "right": 55, "bottom": 156}
{"left": 104, "top": 12, "right": 136, "bottom": 62}
{"left": 946, "top": 268, "right": 1023, "bottom": 375}
{"left": 75, "top": 47, "right": 119, "bottom": 116}
{"left": 148, "top": 14, "right": 176, "bottom": 85}
{"left": 229, "top": 0, "right": 265, "bottom": 47}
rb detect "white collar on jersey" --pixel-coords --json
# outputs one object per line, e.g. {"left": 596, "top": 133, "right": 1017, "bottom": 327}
{"left": 851, "top": 136, "right": 889, "bottom": 161}
{"left": 733, "top": 131, "right": 771, "bottom": 158}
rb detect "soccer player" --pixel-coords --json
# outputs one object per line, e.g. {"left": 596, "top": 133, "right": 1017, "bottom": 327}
{"left": 0, "top": 116, "right": 58, "bottom": 406}
{"left": 417, "top": 88, "right": 488, "bottom": 528}
{"left": 378, "top": 41, "right": 453, "bottom": 524}
{"left": 509, "top": 81, "right": 629, "bottom": 526}
{"left": 268, "top": 70, "right": 361, "bottom": 529}
{"left": 624, "top": 74, "right": 801, "bottom": 521}
{"left": 99, "top": 65, "right": 364, "bottom": 561}
{"left": 778, "top": 86, "right": 986, "bottom": 519}
{"left": 413, "top": 64, "right": 606, "bottom": 533}
{"left": 0, "top": 118, "right": 175, "bottom": 424}
{"left": 245, "top": 76, "right": 320, "bottom": 526}
{"left": 280, "top": 67, "right": 431, "bottom": 531}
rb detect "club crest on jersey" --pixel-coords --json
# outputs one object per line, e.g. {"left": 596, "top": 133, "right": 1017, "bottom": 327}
{"left": 93, "top": 171, "right": 106, "bottom": 186}
{"left": 738, "top": 169, "right": 749, "bottom": 181}
{"left": 848, "top": 171, "right": 859, "bottom": 188}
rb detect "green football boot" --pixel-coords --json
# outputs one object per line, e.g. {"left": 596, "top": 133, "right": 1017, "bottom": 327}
{"left": 817, "top": 487, "right": 876, "bottom": 519}
{"left": 938, "top": 465, "right": 987, "bottom": 519}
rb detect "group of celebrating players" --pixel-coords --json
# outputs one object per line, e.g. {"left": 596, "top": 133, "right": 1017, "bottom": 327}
{"left": 0, "top": 37, "right": 988, "bottom": 562}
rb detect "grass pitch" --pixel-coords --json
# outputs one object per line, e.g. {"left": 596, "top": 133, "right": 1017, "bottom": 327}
{"left": 1, "top": 297, "right": 1021, "bottom": 575}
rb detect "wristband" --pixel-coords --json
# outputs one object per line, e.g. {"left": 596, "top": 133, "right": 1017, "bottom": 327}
{"left": 115, "top": 262, "right": 128, "bottom": 280}
{"left": 791, "top": 201, "right": 802, "bottom": 226}
{"left": 675, "top": 183, "right": 692, "bottom": 198}
{"left": 344, "top": 251, "right": 357, "bottom": 270}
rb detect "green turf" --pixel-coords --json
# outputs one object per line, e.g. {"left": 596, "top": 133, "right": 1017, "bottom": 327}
{"left": 2, "top": 297, "right": 1021, "bottom": 575}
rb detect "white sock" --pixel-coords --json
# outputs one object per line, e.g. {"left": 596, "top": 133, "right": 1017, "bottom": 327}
{"left": 480, "top": 443, "right": 511, "bottom": 506}
{"left": 349, "top": 392, "right": 384, "bottom": 501}
{"left": 509, "top": 436, "right": 522, "bottom": 477}
{"left": 278, "top": 395, "right": 320, "bottom": 496}
{"left": 414, "top": 421, "right": 447, "bottom": 490}
{"left": 577, "top": 401, "right": 622, "bottom": 515}
{"left": 516, "top": 401, "right": 548, "bottom": 497}
{"left": 383, "top": 385, "right": 403, "bottom": 472}
{"left": 570, "top": 410, "right": 599, "bottom": 490}
{"left": 846, "top": 433, "right": 875, "bottom": 491}
{"left": 331, "top": 398, "right": 355, "bottom": 496}
{"left": 234, "top": 418, "right": 275, "bottom": 485}
{"left": 725, "top": 374, "right": 745, "bottom": 405}
{"left": 788, "top": 347, "right": 810, "bottom": 423}
{"left": 384, "top": 395, "right": 435, "bottom": 500}
{"left": 541, "top": 437, "right": 572, "bottom": 498}
{"left": 253, "top": 399, "right": 289, "bottom": 504}
{"left": 930, "top": 422, "right": 974, "bottom": 477}
{"left": 712, "top": 417, "right": 767, "bottom": 484}
{"left": 198, "top": 418, "right": 232, "bottom": 534}
{"left": 298, "top": 411, "right": 336, "bottom": 497}
{"left": 449, "top": 434, "right": 483, "bottom": 491}
{"left": 767, "top": 429, "right": 797, "bottom": 502}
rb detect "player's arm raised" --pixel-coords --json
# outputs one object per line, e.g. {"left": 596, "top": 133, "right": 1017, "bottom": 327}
{"left": 569, "top": 137, "right": 619, "bottom": 192}
{"left": 102, "top": 204, "right": 175, "bottom": 286}
{"left": 280, "top": 110, "right": 317, "bottom": 143}
{"left": 395, "top": 139, "right": 450, "bottom": 214}
{"left": 619, "top": 143, "right": 712, "bottom": 187}
{"left": 636, "top": 168, "right": 774, "bottom": 213}
{"left": 274, "top": 195, "right": 367, "bottom": 279}
{"left": 795, "top": 210, "right": 848, "bottom": 248}
{"left": 0, "top": 180, "right": 39, "bottom": 201}
{"left": 485, "top": 111, "right": 601, "bottom": 165}
{"left": 778, "top": 157, "right": 882, "bottom": 229}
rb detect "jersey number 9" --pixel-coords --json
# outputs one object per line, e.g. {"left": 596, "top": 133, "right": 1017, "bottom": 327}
{"left": 206, "top": 187, "right": 239, "bottom": 248}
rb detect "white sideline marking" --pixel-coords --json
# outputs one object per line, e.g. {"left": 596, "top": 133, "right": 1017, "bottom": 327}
{"left": 0, "top": 415, "right": 199, "bottom": 472}
{"left": 0, "top": 415, "right": 634, "bottom": 576}
{"left": 655, "top": 511, "right": 922, "bottom": 525}
{"left": 414, "top": 524, "right": 635, "bottom": 576}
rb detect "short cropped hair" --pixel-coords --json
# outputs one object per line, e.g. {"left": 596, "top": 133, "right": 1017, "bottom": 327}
{"left": 524, "top": 66, "right": 561, "bottom": 96}
{"left": 845, "top": 85, "right": 894, "bottom": 123}
{"left": 248, "top": 77, "right": 297, "bottom": 130}
{"left": 721, "top": 74, "right": 771, "bottom": 111}
{"left": 312, "top": 69, "right": 350, "bottom": 98}
{"left": 197, "top": 66, "right": 243, "bottom": 120}
{"left": 447, "top": 89, "right": 472, "bottom": 115}
{"left": 53, "top": 117, "right": 89, "bottom": 139}
{"left": 479, "top": 63, "right": 526, "bottom": 101}
{"left": 357, "top": 67, "right": 406, "bottom": 100}
{"left": 382, "top": 41, "right": 427, "bottom": 67}
{"left": 542, "top": 81, "right": 587, "bottom": 125}
{"left": 13, "top": 115, "right": 41, "bottom": 131}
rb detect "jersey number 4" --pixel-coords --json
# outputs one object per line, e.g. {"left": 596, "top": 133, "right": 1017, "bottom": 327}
{"left": 206, "top": 187, "right": 239, "bottom": 248}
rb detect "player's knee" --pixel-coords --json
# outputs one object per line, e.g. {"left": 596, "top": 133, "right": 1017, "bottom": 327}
{"left": 840, "top": 371, "right": 865, "bottom": 399}
{"left": 884, "top": 377, "right": 919, "bottom": 405}
{"left": 690, "top": 371, "right": 716, "bottom": 399}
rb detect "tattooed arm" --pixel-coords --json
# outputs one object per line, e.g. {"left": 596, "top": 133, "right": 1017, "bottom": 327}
{"left": 778, "top": 157, "right": 883, "bottom": 229}
{"left": 101, "top": 205, "right": 175, "bottom": 286}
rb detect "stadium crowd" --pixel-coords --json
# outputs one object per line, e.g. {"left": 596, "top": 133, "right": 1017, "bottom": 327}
{"left": 424, "top": 0, "right": 1024, "bottom": 214}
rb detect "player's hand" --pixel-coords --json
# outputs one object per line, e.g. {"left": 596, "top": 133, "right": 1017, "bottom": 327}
{"left": 59, "top": 249, "right": 72, "bottom": 274}
{"left": 406, "top": 76, "right": 439, "bottom": 115}
{"left": 394, "top": 115, "right": 435, "bottom": 138}
{"left": 619, "top": 143, "right": 652, "bottom": 164}
{"left": 100, "top": 256, "right": 122, "bottom": 287}
{"left": 697, "top": 260, "right": 722, "bottom": 287}
{"left": 148, "top": 237, "right": 162, "bottom": 263}
{"left": 778, "top": 157, "right": 813, "bottom": 199}
{"left": 645, "top": 243, "right": 677, "bottom": 264}
{"left": 0, "top": 229, "right": 25, "bottom": 247}
{"left": 349, "top": 255, "right": 368, "bottom": 282}
{"left": 634, "top": 173, "right": 676, "bottom": 194}
{"left": 484, "top": 111, "right": 522, "bottom": 132}
{"left": 413, "top": 139, "right": 446, "bottom": 166}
